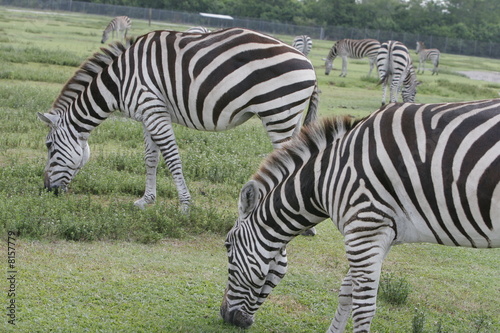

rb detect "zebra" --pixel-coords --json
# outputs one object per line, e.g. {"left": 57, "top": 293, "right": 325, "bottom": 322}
{"left": 416, "top": 41, "right": 440, "bottom": 75}
{"left": 101, "top": 16, "right": 131, "bottom": 44}
{"left": 38, "top": 28, "right": 319, "bottom": 211}
{"left": 377, "top": 40, "right": 420, "bottom": 105}
{"left": 324, "top": 39, "right": 380, "bottom": 77}
{"left": 221, "top": 99, "right": 500, "bottom": 332}
{"left": 185, "top": 26, "right": 211, "bottom": 34}
{"left": 291, "top": 35, "right": 312, "bottom": 57}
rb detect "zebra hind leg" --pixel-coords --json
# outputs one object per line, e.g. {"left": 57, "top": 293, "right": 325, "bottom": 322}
{"left": 145, "top": 114, "right": 191, "bottom": 212}
{"left": 134, "top": 129, "right": 160, "bottom": 210}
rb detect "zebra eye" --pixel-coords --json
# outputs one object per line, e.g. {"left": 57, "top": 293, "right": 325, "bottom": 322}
{"left": 45, "top": 140, "right": 53, "bottom": 149}
{"left": 224, "top": 241, "right": 231, "bottom": 251}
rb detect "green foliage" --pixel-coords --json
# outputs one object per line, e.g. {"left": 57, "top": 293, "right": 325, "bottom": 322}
{"left": 378, "top": 272, "right": 412, "bottom": 306}
{"left": 412, "top": 308, "right": 426, "bottom": 333}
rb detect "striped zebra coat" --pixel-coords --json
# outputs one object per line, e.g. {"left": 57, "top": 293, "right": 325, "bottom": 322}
{"left": 324, "top": 39, "right": 380, "bottom": 77}
{"left": 221, "top": 99, "right": 500, "bottom": 332}
{"left": 291, "top": 35, "right": 313, "bottom": 56}
{"left": 101, "top": 16, "right": 131, "bottom": 44}
{"left": 38, "top": 28, "right": 318, "bottom": 210}
{"left": 377, "top": 40, "right": 420, "bottom": 105}
{"left": 416, "top": 41, "right": 440, "bottom": 75}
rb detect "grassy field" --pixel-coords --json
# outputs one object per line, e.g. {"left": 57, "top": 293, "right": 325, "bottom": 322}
{"left": 0, "top": 6, "right": 499, "bottom": 333}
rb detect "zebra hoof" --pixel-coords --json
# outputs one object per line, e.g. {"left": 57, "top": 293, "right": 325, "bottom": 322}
{"left": 301, "top": 227, "right": 317, "bottom": 236}
{"left": 134, "top": 198, "right": 149, "bottom": 210}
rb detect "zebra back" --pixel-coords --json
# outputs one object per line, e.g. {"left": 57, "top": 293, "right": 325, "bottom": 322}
{"left": 185, "top": 26, "right": 211, "bottom": 34}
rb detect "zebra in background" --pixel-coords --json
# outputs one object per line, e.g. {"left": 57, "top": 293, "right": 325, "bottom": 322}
{"left": 101, "top": 16, "right": 131, "bottom": 44}
{"left": 324, "top": 38, "right": 380, "bottom": 77}
{"left": 221, "top": 99, "right": 500, "bottom": 332}
{"left": 38, "top": 28, "right": 318, "bottom": 211}
{"left": 377, "top": 40, "right": 420, "bottom": 105}
{"left": 292, "top": 35, "right": 313, "bottom": 56}
{"left": 185, "top": 26, "right": 211, "bottom": 34}
{"left": 416, "top": 41, "right": 440, "bottom": 75}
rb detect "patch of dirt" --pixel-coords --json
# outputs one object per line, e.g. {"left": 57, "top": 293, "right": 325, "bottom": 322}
{"left": 458, "top": 71, "right": 500, "bottom": 84}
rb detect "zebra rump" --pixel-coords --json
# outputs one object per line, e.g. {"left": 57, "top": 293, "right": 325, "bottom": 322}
{"left": 377, "top": 40, "right": 419, "bottom": 105}
{"left": 291, "top": 35, "right": 312, "bottom": 56}
{"left": 221, "top": 99, "right": 500, "bottom": 332}
{"left": 39, "top": 28, "right": 318, "bottom": 210}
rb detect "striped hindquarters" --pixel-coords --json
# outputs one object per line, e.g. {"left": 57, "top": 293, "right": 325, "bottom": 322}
{"left": 377, "top": 40, "right": 418, "bottom": 103}
{"left": 291, "top": 35, "right": 313, "bottom": 56}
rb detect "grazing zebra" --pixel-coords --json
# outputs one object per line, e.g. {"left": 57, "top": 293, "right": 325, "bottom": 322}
{"left": 38, "top": 28, "right": 318, "bottom": 210}
{"left": 221, "top": 99, "right": 500, "bottom": 332}
{"left": 416, "top": 41, "right": 440, "bottom": 75}
{"left": 377, "top": 40, "right": 420, "bottom": 105}
{"left": 101, "top": 16, "right": 131, "bottom": 44}
{"left": 185, "top": 26, "right": 211, "bottom": 34}
{"left": 292, "top": 35, "right": 312, "bottom": 56}
{"left": 324, "top": 39, "right": 380, "bottom": 77}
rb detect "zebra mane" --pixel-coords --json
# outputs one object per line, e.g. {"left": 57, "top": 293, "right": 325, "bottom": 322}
{"left": 52, "top": 38, "right": 135, "bottom": 112}
{"left": 254, "top": 116, "right": 361, "bottom": 184}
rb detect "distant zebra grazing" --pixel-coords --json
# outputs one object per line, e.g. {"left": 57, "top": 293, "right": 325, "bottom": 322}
{"left": 221, "top": 99, "right": 500, "bottom": 332}
{"left": 185, "top": 26, "right": 211, "bottom": 34}
{"left": 292, "top": 35, "right": 312, "bottom": 56}
{"left": 377, "top": 40, "right": 420, "bottom": 105}
{"left": 416, "top": 41, "right": 440, "bottom": 75}
{"left": 324, "top": 38, "right": 380, "bottom": 77}
{"left": 38, "top": 28, "right": 318, "bottom": 210}
{"left": 101, "top": 16, "right": 131, "bottom": 43}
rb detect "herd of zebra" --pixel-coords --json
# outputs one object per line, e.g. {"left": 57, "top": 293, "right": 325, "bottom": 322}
{"left": 38, "top": 15, "right": 498, "bottom": 333}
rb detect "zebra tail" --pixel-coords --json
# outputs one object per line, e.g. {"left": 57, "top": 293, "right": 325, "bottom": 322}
{"left": 303, "top": 85, "right": 320, "bottom": 125}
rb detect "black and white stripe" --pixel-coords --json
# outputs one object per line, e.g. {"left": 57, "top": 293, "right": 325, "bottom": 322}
{"left": 221, "top": 99, "right": 500, "bottom": 332}
{"left": 377, "top": 40, "right": 419, "bottom": 105}
{"left": 185, "top": 26, "right": 211, "bottom": 34}
{"left": 291, "top": 35, "right": 312, "bottom": 56}
{"left": 416, "top": 41, "right": 440, "bottom": 75}
{"left": 101, "top": 16, "right": 131, "bottom": 44}
{"left": 324, "top": 38, "right": 380, "bottom": 77}
{"left": 39, "top": 28, "right": 318, "bottom": 210}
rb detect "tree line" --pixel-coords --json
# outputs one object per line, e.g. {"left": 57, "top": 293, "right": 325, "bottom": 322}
{"left": 87, "top": 0, "right": 500, "bottom": 43}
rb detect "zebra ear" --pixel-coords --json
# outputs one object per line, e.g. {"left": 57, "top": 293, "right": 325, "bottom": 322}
{"left": 37, "top": 112, "right": 59, "bottom": 127}
{"left": 239, "top": 180, "right": 258, "bottom": 216}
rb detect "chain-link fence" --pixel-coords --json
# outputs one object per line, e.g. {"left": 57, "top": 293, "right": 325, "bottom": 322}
{"left": 2, "top": 0, "right": 500, "bottom": 59}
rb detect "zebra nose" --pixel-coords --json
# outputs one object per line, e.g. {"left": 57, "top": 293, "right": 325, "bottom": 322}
{"left": 220, "top": 301, "right": 254, "bottom": 328}
{"left": 44, "top": 173, "right": 62, "bottom": 195}
{"left": 44, "top": 172, "right": 51, "bottom": 189}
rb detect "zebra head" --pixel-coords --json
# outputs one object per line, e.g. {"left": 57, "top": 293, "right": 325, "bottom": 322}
{"left": 221, "top": 180, "right": 288, "bottom": 328}
{"left": 324, "top": 44, "right": 338, "bottom": 75}
{"left": 101, "top": 30, "right": 109, "bottom": 44}
{"left": 38, "top": 112, "right": 90, "bottom": 193}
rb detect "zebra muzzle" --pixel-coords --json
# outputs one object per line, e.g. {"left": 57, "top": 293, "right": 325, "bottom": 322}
{"left": 220, "top": 296, "right": 254, "bottom": 328}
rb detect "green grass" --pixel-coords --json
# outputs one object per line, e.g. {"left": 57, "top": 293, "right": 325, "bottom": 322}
{"left": 0, "top": 6, "right": 499, "bottom": 333}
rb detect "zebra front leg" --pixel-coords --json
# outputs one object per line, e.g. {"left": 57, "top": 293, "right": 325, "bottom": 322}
{"left": 145, "top": 114, "right": 191, "bottom": 212}
{"left": 340, "top": 55, "right": 348, "bottom": 77}
{"left": 134, "top": 128, "right": 160, "bottom": 209}
{"left": 327, "top": 272, "right": 353, "bottom": 333}
{"left": 343, "top": 224, "right": 395, "bottom": 332}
